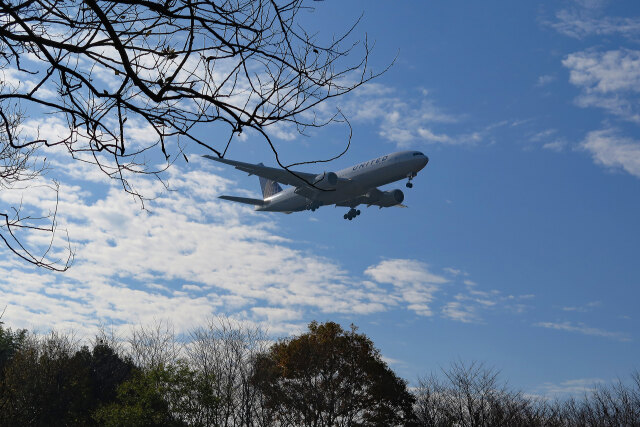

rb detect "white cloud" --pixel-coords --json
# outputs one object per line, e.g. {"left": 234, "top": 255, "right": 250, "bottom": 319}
{"left": 563, "top": 49, "right": 640, "bottom": 123}
{"left": 7, "top": 153, "right": 529, "bottom": 335}
{"left": 534, "top": 321, "right": 630, "bottom": 342}
{"left": 1, "top": 139, "right": 533, "bottom": 337}
{"left": 529, "top": 129, "right": 568, "bottom": 152}
{"left": 443, "top": 267, "right": 464, "bottom": 276}
{"left": 440, "top": 288, "right": 520, "bottom": 323}
{"left": 536, "top": 75, "right": 556, "bottom": 87}
{"left": 417, "top": 128, "right": 453, "bottom": 144}
{"left": 542, "top": 140, "right": 568, "bottom": 152}
{"left": 442, "top": 301, "right": 477, "bottom": 323}
{"left": 363, "top": 260, "right": 531, "bottom": 322}
{"left": 0, "top": 159, "right": 394, "bottom": 335}
{"left": 332, "top": 83, "right": 488, "bottom": 147}
{"left": 580, "top": 128, "right": 640, "bottom": 178}
{"left": 364, "top": 259, "right": 451, "bottom": 317}
{"left": 564, "top": 49, "right": 640, "bottom": 94}
{"left": 530, "top": 129, "right": 557, "bottom": 142}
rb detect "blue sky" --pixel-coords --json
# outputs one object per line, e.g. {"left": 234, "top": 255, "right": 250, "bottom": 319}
{"left": 1, "top": 0, "right": 640, "bottom": 396}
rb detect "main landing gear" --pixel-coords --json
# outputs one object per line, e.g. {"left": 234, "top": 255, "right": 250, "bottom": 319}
{"left": 344, "top": 208, "right": 361, "bottom": 220}
{"left": 307, "top": 201, "right": 322, "bottom": 212}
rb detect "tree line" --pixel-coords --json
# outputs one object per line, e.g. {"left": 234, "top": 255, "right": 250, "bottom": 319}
{"left": 1, "top": 317, "right": 639, "bottom": 426}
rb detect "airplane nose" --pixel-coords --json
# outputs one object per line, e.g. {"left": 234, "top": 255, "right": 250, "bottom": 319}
{"left": 420, "top": 155, "right": 429, "bottom": 169}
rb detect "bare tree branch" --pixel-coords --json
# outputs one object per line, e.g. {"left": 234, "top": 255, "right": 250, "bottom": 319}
{"left": 0, "top": 0, "right": 382, "bottom": 268}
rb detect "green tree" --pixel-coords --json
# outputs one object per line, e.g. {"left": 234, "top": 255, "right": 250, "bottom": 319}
{"left": 0, "top": 331, "right": 135, "bottom": 426}
{"left": 94, "top": 361, "right": 219, "bottom": 427}
{"left": 0, "top": 320, "right": 26, "bottom": 372}
{"left": 252, "top": 321, "right": 417, "bottom": 427}
{"left": 0, "top": 320, "right": 27, "bottom": 416}
{"left": 89, "top": 341, "right": 136, "bottom": 405}
{"left": 0, "top": 332, "right": 93, "bottom": 425}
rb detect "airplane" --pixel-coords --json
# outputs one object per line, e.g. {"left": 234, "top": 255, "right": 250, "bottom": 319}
{"left": 203, "top": 150, "right": 429, "bottom": 220}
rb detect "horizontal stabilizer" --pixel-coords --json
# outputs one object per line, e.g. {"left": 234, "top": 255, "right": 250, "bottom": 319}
{"left": 219, "top": 195, "right": 266, "bottom": 206}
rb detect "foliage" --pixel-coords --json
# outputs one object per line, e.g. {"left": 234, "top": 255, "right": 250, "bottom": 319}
{"left": 0, "top": 319, "right": 26, "bottom": 372}
{"left": 251, "top": 321, "right": 417, "bottom": 427}
{"left": 93, "top": 362, "right": 215, "bottom": 427}
{"left": 0, "top": 332, "right": 134, "bottom": 426}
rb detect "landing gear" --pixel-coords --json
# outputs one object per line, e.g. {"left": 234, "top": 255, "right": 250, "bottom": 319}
{"left": 406, "top": 173, "right": 416, "bottom": 188}
{"left": 308, "top": 201, "right": 322, "bottom": 212}
{"left": 344, "top": 208, "right": 361, "bottom": 220}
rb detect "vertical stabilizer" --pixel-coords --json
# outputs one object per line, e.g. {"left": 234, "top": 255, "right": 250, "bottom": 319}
{"left": 257, "top": 163, "right": 283, "bottom": 199}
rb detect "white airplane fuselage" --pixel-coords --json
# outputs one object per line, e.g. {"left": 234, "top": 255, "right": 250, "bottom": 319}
{"left": 256, "top": 151, "right": 428, "bottom": 212}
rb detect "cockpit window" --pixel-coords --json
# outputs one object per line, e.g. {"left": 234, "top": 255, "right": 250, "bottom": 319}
{"left": 412, "top": 152, "right": 423, "bottom": 156}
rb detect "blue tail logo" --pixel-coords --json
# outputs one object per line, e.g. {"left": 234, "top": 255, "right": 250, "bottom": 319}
{"left": 257, "top": 164, "right": 283, "bottom": 199}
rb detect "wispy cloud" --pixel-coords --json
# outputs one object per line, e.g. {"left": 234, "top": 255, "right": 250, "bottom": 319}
{"left": 536, "top": 75, "right": 556, "bottom": 87}
{"left": 527, "top": 129, "right": 567, "bottom": 152}
{"left": 364, "top": 259, "right": 448, "bottom": 317}
{"left": 533, "top": 377, "right": 604, "bottom": 398}
{"left": 441, "top": 301, "right": 477, "bottom": 323}
{"left": 551, "top": 8, "right": 640, "bottom": 40}
{"left": 441, "top": 288, "right": 533, "bottom": 323}
{"left": 329, "top": 83, "right": 489, "bottom": 147}
{"left": 562, "top": 301, "right": 601, "bottom": 313}
{"left": 534, "top": 321, "right": 631, "bottom": 342}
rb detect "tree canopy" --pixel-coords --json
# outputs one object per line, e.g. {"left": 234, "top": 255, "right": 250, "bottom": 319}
{"left": 251, "top": 321, "right": 417, "bottom": 426}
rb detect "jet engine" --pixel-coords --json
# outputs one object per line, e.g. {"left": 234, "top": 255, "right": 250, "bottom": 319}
{"left": 313, "top": 171, "right": 338, "bottom": 189}
{"left": 376, "top": 189, "right": 404, "bottom": 207}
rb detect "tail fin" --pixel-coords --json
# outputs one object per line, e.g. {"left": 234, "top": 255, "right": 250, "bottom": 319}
{"left": 257, "top": 163, "right": 283, "bottom": 199}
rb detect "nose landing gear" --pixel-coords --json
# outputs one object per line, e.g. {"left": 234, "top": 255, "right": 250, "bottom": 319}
{"left": 343, "top": 208, "right": 361, "bottom": 220}
{"left": 406, "top": 173, "right": 416, "bottom": 188}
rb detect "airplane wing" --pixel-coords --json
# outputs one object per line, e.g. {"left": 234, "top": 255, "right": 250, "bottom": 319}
{"left": 203, "top": 155, "right": 318, "bottom": 187}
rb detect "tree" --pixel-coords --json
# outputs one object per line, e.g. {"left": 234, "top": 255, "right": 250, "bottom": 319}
{"left": 0, "top": 331, "right": 93, "bottom": 425}
{"left": 0, "top": 0, "right": 377, "bottom": 238}
{"left": 251, "top": 321, "right": 416, "bottom": 427}
{"left": 186, "top": 316, "right": 271, "bottom": 426}
{"left": 0, "top": 316, "right": 26, "bottom": 372}
{"left": 0, "top": 329, "right": 135, "bottom": 426}
{"left": 0, "top": 107, "right": 72, "bottom": 270}
{"left": 560, "top": 372, "right": 640, "bottom": 427}
{"left": 415, "top": 361, "right": 541, "bottom": 427}
{"left": 94, "top": 361, "right": 220, "bottom": 427}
